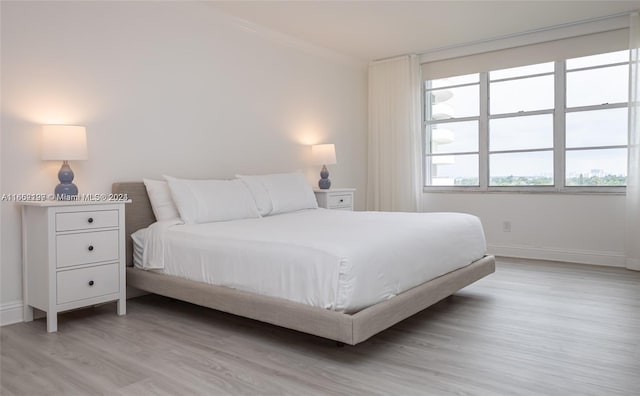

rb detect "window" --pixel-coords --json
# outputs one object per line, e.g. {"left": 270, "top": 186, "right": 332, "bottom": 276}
{"left": 565, "top": 50, "right": 629, "bottom": 187}
{"left": 423, "top": 49, "right": 629, "bottom": 192}
{"left": 425, "top": 74, "right": 479, "bottom": 186}
{"left": 489, "top": 63, "right": 554, "bottom": 186}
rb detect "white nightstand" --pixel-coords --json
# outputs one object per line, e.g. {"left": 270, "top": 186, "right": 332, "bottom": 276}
{"left": 21, "top": 200, "right": 128, "bottom": 332}
{"left": 313, "top": 188, "right": 356, "bottom": 210}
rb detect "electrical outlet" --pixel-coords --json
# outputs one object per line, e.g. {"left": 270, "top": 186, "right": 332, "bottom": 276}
{"left": 502, "top": 221, "right": 512, "bottom": 232}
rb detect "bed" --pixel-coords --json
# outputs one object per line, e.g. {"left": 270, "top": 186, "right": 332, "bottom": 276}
{"left": 113, "top": 182, "right": 495, "bottom": 345}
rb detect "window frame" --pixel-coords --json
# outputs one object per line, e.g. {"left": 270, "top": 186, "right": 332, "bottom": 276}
{"left": 424, "top": 78, "right": 481, "bottom": 189}
{"left": 422, "top": 56, "right": 629, "bottom": 194}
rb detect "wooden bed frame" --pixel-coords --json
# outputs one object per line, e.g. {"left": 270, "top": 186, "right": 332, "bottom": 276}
{"left": 113, "top": 182, "right": 495, "bottom": 345}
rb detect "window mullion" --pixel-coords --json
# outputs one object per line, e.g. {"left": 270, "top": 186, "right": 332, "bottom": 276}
{"left": 566, "top": 145, "right": 628, "bottom": 151}
{"left": 425, "top": 81, "right": 479, "bottom": 91}
{"left": 567, "top": 61, "right": 629, "bottom": 74}
{"left": 489, "top": 109, "right": 555, "bottom": 119}
{"left": 565, "top": 102, "right": 628, "bottom": 112}
{"left": 490, "top": 71, "right": 555, "bottom": 84}
{"left": 479, "top": 72, "right": 489, "bottom": 190}
{"left": 426, "top": 115, "right": 480, "bottom": 125}
{"left": 423, "top": 83, "right": 431, "bottom": 186}
{"left": 554, "top": 60, "right": 566, "bottom": 191}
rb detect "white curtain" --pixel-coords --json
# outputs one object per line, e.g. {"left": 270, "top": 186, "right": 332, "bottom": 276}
{"left": 627, "top": 13, "right": 640, "bottom": 271}
{"left": 367, "top": 55, "right": 422, "bottom": 212}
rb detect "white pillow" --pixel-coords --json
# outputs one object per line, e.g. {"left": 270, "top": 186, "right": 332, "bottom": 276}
{"left": 259, "top": 172, "right": 318, "bottom": 215}
{"left": 164, "top": 176, "right": 260, "bottom": 224}
{"left": 143, "top": 179, "right": 181, "bottom": 221}
{"left": 236, "top": 174, "right": 273, "bottom": 216}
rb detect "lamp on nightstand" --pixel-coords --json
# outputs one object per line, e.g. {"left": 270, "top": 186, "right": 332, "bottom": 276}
{"left": 311, "top": 143, "right": 336, "bottom": 189}
{"left": 41, "top": 125, "right": 88, "bottom": 200}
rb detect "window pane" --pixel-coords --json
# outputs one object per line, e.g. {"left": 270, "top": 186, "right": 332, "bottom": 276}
{"left": 425, "top": 154, "right": 479, "bottom": 186}
{"left": 566, "top": 108, "right": 628, "bottom": 148}
{"left": 490, "top": 114, "right": 553, "bottom": 151}
{"left": 490, "top": 151, "right": 554, "bottom": 186}
{"left": 429, "top": 73, "right": 479, "bottom": 89}
{"left": 427, "top": 85, "right": 479, "bottom": 120}
{"left": 566, "top": 65, "right": 628, "bottom": 107}
{"left": 490, "top": 62, "right": 553, "bottom": 80}
{"left": 566, "top": 148, "right": 627, "bottom": 186}
{"left": 428, "top": 121, "right": 478, "bottom": 154}
{"left": 567, "top": 50, "right": 628, "bottom": 70}
{"left": 490, "top": 75, "right": 554, "bottom": 114}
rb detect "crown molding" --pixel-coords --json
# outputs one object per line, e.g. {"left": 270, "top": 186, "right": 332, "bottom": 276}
{"left": 199, "top": 3, "right": 366, "bottom": 70}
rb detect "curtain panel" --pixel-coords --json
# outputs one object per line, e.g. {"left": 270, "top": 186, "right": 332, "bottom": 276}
{"left": 367, "top": 55, "right": 422, "bottom": 212}
{"left": 627, "top": 13, "right": 640, "bottom": 271}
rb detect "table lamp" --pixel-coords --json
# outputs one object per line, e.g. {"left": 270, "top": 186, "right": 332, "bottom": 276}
{"left": 311, "top": 143, "right": 336, "bottom": 189}
{"left": 42, "top": 125, "right": 88, "bottom": 200}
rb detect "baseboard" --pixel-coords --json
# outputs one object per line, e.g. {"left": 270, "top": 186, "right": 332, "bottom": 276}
{"left": 0, "top": 300, "right": 24, "bottom": 326}
{"left": 488, "top": 244, "right": 626, "bottom": 267}
{"left": 1, "top": 289, "right": 148, "bottom": 327}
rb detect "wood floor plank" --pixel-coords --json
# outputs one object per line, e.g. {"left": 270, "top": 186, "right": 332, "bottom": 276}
{"left": 1, "top": 258, "right": 639, "bottom": 395}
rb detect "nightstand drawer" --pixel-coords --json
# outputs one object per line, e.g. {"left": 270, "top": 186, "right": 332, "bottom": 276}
{"left": 56, "top": 210, "right": 119, "bottom": 232}
{"left": 56, "top": 230, "right": 119, "bottom": 268}
{"left": 57, "top": 263, "right": 119, "bottom": 304}
{"left": 327, "top": 194, "right": 353, "bottom": 208}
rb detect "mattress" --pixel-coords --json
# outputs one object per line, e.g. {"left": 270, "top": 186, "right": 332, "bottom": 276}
{"left": 132, "top": 209, "right": 486, "bottom": 313}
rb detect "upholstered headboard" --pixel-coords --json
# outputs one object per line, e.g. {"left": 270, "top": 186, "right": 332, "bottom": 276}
{"left": 112, "top": 182, "right": 156, "bottom": 266}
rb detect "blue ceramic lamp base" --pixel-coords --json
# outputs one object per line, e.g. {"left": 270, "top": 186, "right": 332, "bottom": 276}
{"left": 318, "top": 164, "right": 331, "bottom": 189}
{"left": 55, "top": 161, "right": 78, "bottom": 200}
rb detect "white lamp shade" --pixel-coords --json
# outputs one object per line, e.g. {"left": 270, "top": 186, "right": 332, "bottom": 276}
{"left": 41, "top": 125, "right": 88, "bottom": 161}
{"left": 311, "top": 143, "right": 337, "bottom": 165}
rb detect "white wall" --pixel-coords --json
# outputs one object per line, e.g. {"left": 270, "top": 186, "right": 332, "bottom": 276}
{"left": 422, "top": 193, "right": 626, "bottom": 266}
{"left": 0, "top": 1, "right": 367, "bottom": 319}
{"left": 2, "top": 2, "right": 626, "bottom": 328}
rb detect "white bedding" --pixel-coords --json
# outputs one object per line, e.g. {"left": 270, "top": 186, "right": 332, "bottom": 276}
{"left": 132, "top": 209, "right": 486, "bottom": 313}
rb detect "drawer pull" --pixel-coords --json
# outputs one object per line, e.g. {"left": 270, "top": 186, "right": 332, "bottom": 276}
{"left": 339, "top": 199, "right": 344, "bottom": 203}
{"left": 88, "top": 245, "right": 94, "bottom": 252}
{"left": 88, "top": 280, "right": 95, "bottom": 286}
{"left": 88, "top": 217, "right": 94, "bottom": 224}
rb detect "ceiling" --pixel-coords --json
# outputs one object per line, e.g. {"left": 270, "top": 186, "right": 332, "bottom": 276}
{"left": 208, "top": 1, "right": 640, "bottom": 61}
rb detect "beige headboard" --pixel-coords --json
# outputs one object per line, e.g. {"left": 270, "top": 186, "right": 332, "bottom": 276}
{"left": 112, "top": 182, "right": 156, "bottom": 266}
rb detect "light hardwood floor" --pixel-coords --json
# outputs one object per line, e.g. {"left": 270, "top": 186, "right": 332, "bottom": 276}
{"left": 1, "top": 258, "right": 639, "bottom": 395}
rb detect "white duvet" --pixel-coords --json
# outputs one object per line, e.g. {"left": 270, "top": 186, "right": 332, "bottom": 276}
{"left": 132, "top": 209, "right": 486, "bottom": 313}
